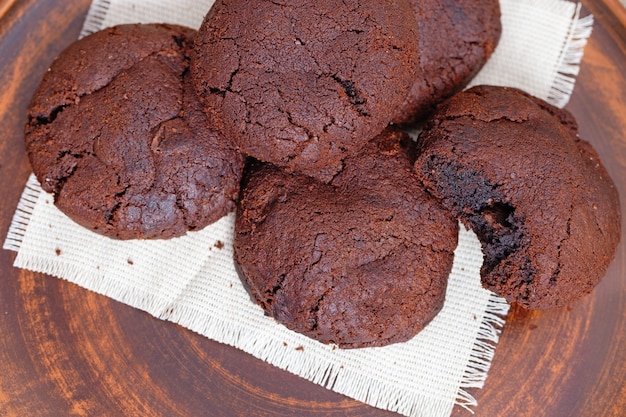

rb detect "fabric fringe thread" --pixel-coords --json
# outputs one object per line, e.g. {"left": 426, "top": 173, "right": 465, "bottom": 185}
{"left": 0, "top": 246, "right": 461, "bottom": 417}
{"left": 3, "top": 175, "right": 42, "bottom": 252}
{"left": 80, "top": 0, "right": 112, "bottom": 37}
{"left": 455, "top": 294, "right": 510, "bottom": 413}
{"left": 158, "top": 303, "right": 457, "bottom": 417}
{"left": 548, "top": 3, "right": 594, "bottom": 108}
{"left": 4, "top": 181, "right": 508, "bottom": 417}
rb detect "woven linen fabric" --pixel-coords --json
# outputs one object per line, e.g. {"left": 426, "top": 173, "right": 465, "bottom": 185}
{"left": 4, "top": 1, "right": 593, "bottom": 416}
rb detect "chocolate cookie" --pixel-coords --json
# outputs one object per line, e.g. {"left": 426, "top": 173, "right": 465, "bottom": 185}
{"left": 392, "top": 0, "right": 501, "bottom": 125}
{"left": 414, "top": 85, "right": 621, "bottom": 309}
{"left": 25, "top": 24, "right": 245, "bottom": 240}
{"left": 192, "top": 0, "right": 419, "bottom": 183}
{"left": 235, "top": 128, "right": 458, "bottom": 348}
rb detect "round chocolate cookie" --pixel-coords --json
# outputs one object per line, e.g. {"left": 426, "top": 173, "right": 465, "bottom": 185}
{"left": 392, "top": 0, "right": 501, "bottom": 125}
{"left": 414, "top": 85, "right": 621, "bottom": 309}
{"left": 192, "top": 0, "right": 419, "bottom": 183}
{"left": 25, "top": 24, "right": 245, "bottom": 240}
{"left": 235, "top": 128, "right": 458, "bottom": 348}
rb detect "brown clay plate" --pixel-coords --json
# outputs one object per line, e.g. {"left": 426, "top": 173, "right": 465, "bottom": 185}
{"left": 1, "top": 0, "right": 625, "bottom": 416}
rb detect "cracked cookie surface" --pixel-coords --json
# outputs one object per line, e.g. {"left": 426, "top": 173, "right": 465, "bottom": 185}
{"left": 392, "top": 0, "right": 501, "bottom": 125}
{"left": 25, "top": 24, "right": 245, "bottom": 239}
{"left": 414, "top": 85, "right": 621, "bottom": 309}
{"left": 192, "top": 0, "right": 419, "bottom": 183}
{"left": 234, "top": 127, "right": 458, "bottom": 348}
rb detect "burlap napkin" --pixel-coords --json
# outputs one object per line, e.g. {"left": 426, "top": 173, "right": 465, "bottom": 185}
{"left": 4, "top": 1, "right": 593, "bottom": 416}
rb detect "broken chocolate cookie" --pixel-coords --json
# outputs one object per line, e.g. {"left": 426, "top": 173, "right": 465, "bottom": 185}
{"left": 414, "top": 85, "right": 621, "bottom": 309}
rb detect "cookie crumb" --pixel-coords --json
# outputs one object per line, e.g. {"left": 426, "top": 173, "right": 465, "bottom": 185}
{"left": 127, "top": 259, "right": 134, "bottom": 265}
{"left": 214, "top": 240, "right": 224, "bottom": 249}
{"left": 295, "top": 346, "right": 304, "bottom": 351}
{"left": 55, "top": 248, "right": 61, "bottom": 256}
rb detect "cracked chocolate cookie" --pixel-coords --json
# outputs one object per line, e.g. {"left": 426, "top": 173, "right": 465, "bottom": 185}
{"left": 192, "top": 0, "right": 419, "bottom": 183}
{"left": 234, "top": 127, "right": 458, "bottom": 348}
{"left": 414, "top": 85, "right": 621, "bottom": 309}
{"left": 25, "top": 24, "right": 245, "bottom": 239}
{"left": 392, "top": 0, "right": 501, "bottom": 125}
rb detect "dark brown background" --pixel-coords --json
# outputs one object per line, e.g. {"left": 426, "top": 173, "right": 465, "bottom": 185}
{"left": 1, "top": 0, "right": 625, "bottom": 416}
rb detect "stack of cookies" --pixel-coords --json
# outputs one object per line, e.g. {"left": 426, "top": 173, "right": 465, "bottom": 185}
{"left": 25, "top": 0, "right": 621, "bottom": 348}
